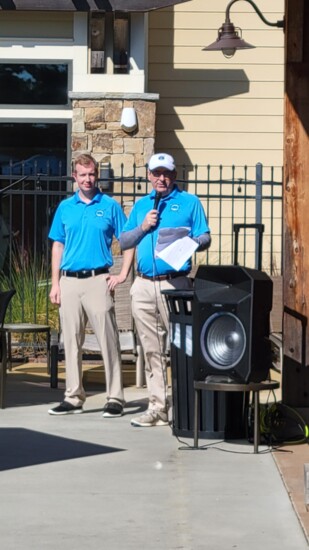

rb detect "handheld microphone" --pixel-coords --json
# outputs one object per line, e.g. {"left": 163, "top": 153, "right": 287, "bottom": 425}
{"left": 153, "top": 192, "right": 162, "bottom": 210}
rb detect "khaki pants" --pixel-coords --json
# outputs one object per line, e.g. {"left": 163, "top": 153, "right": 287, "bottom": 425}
{"left": 59, "top": 274, "right": 124, "bottom": 407}
{"left": 130, "top": 276, "right": 192, "bottom": 412}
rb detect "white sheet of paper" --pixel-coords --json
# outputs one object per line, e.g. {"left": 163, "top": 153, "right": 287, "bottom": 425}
{"left": 156, "top": 236, "right": 198, "bottom": 271}
{"left": 155, "top": 227, "right": 190, "bottom": 255}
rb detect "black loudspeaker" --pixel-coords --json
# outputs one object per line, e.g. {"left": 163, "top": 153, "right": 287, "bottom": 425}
{"left": 192, "top": 265, "right": 273, "bottom": 383}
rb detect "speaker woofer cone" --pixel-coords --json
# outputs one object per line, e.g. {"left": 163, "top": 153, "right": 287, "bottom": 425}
{"left": 200, "top": 312, "right": 246, "bottom": 369}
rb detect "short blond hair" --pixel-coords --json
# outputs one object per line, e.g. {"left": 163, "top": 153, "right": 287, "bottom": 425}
{"left": 72, "top": 154, "right": 98, "bottom": 175}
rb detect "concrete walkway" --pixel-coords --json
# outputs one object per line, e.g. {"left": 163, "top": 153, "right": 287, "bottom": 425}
{"left": 0, "top": 370, "right": 308, "bottom": 550}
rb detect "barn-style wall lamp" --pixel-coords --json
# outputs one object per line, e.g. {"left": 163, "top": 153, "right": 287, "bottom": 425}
{"left": 203, "top": 0, "right": 284, "bottom": 58}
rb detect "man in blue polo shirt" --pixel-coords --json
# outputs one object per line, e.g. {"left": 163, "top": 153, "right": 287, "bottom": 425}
{"left": 120, "top": 152, "right": 211, "bottom": 427}
{"left": 48, "top": 153, "right": 134, "bottom": 417}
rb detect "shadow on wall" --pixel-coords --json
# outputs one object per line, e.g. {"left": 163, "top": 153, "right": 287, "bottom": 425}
{"left": 148, "top": 10, "right": 251, "bottom": 175}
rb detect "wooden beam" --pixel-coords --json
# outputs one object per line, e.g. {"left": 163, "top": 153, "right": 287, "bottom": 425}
{"left": 282, "top": 0, "right": 309, "bottom": 406}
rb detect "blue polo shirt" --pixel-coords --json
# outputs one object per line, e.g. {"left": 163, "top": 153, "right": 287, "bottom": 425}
{"left": 122, "top": 186, "right": 210, "bottom": 276}
{"left": 49, "top": 191, "right": 127, "bottom": 271}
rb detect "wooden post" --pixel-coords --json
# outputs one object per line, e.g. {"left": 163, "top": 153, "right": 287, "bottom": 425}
{"left": 282, "top": 0, "right": 309, "bottom": 407}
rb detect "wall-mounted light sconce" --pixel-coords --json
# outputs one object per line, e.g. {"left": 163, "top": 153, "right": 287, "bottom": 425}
{"left": 203, "top": 0, "right": 284, "bottom": 58}
{"left": 121, "top": 107, "right": 138, "bottom": 133}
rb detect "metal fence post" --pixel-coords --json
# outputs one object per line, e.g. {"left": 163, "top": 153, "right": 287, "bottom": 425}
{"left": 255, "top": 163, "right": 262, "bottom": 269}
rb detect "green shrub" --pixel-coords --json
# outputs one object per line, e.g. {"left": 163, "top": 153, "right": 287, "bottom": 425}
{"left": 0, "top": 250, "right": 59, "bottom": 341}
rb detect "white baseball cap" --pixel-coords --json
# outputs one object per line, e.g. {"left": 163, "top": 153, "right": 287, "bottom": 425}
{"left": 148, "top": 153, "right": 176, "bottom": 172}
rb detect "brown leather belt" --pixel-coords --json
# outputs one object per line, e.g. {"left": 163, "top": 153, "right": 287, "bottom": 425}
{"left": 137, "top": 271, "right": 189, "bottom": 282}
{"left": 62, "top": 267, "right": 109, "bottom": 279}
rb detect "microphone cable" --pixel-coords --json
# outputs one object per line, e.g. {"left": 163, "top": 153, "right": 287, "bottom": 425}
{"left": 149, "top": 197, "right": 170, "bottom": 422}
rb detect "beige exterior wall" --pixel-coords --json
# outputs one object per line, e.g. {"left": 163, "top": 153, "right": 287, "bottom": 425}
{"left": 148, "top": 0, "right": 285, "bottom": 180}
{"left": 0, "top": 11, "right": 155, "bottom": 178}
{"left": 0, "top": 11, "right": 73, "bottom": 38}
{"left": 148, "top": 0, "right": 284, "bottom": 271}
{"left": 0, "top": 3, "right": 284, "bottom": 271}
{"left": 0, "top": 4, "right": 285, "bottom": 179}
{"left": 0, "top": 11, "right": 147, "bottom": 97}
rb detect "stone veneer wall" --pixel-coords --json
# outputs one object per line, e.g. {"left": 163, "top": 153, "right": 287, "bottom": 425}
{"left": 70, "top": 92, "right": 159, "bottom": 255}
{"left": 70, "top": 93, "right": 159, "bottom": 178}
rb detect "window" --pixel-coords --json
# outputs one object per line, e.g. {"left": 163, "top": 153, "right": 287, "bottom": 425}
{"left": 90, "top": 13, "right": 129, "bottom": 74}
{"left": 0, "top": 64, "right": 68, "bottom": 105}
{"left": 0, "top": 122, "right": 68, "bottom": 265}
{"left": 0, "top": 123, "right": 67, "bottom": 177}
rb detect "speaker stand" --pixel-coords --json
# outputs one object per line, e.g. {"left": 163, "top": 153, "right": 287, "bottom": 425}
{"left": 193, "top": 379, "right": 280, "bottom": 453}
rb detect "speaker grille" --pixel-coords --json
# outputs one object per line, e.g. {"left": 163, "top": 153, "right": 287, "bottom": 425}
{"left": 200, "top": 312, "right": 246, "bottom": 369}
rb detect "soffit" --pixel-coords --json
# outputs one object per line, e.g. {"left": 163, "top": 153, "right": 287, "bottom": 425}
{"left": 0, "top": 0, "right": 190, "bottom": 12}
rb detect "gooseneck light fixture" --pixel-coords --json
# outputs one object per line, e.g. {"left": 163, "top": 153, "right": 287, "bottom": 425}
{"left": 203, "top": 0, "right": 284, "bottom": 58}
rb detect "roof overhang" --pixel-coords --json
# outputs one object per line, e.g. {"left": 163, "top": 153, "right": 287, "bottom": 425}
{"left": 0, "top": 0, "right": 191, "bottom": 11}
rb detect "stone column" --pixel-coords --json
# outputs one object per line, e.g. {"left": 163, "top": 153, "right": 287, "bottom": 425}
{"left": 70, "top": 92, "right": 159, "bottom": 178}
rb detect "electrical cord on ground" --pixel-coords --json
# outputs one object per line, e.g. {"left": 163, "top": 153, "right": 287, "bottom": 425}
{"left": 177, "top": 438, "right": 274, "bottom": 454}
{"left": 247, "top": 395, "right": 309, "bottom": 451}
{"left": 176, "top": 391, "right": 309, "bottom": 454}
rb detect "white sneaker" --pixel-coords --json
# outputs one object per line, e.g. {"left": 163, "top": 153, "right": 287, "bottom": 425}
{"left": 131, "top": 410, "right": 169, "bottom": 427}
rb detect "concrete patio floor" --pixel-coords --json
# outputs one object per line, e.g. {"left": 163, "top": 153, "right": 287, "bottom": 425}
{"left": 0, "top": 363, "right": 309, "bottom": 550}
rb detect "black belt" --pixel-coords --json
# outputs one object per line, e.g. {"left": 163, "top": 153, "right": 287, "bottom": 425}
{"left": 137, "top": 271, "right": 189, "bottom": 282}
{"left": 62, "top": 267, "right": 109, "bottom": 279}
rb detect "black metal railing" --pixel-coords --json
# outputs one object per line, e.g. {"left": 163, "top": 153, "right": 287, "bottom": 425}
{"left": 0, "top": 162, "right": 283, "bottom": 326}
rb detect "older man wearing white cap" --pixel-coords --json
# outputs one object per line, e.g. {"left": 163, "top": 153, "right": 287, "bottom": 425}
{"left": 120, "top": 152, "right": 211, "bottom": 427}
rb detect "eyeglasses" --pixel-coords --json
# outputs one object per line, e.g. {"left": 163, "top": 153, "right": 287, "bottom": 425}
{"left": 151, "top": 170, "right": 174, "bottom": 178}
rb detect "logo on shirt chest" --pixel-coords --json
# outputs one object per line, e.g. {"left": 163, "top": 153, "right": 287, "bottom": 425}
{"left": 170, "top": 204, "right": 180, "bottom": 212}
{"left": 95, "top": 210, "right": 104, "bottom": 217}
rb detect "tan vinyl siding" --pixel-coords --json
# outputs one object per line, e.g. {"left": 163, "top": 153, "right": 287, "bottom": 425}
{"left": 151, "top": 80, "right": 283, "bottom": 98}
{"left": 158, "top": 132, "right": 283, "bottom": 153}
{"left": 148, "top": 0, "right": 285, "bottom": 172}
{"left": 150, "top": 45, "right": 284, "bottom": 64}
{"left": 150, "top": 64, "right": 284, "bottom": 81}
{"left": 158, "top": 115, "right": 283, "bottom": 133}
{"left": 159, "top": 98, "right": 284, "bottom": 116}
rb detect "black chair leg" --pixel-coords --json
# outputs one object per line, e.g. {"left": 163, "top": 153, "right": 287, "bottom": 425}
{"left": 0, "top": 330, "right": 7, "bottom": 408}
{"left": 50, "top": 343, "right": 59, "bottom": 389}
